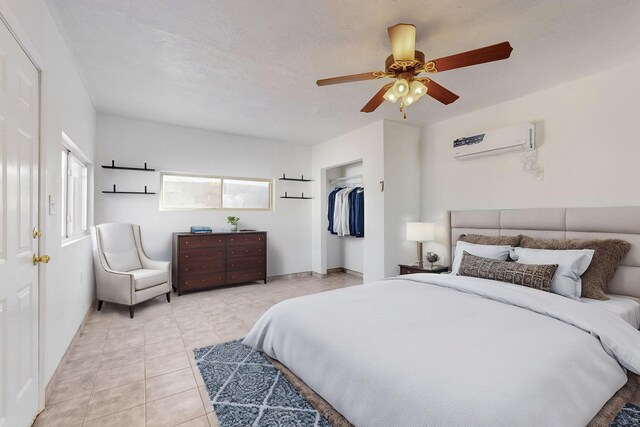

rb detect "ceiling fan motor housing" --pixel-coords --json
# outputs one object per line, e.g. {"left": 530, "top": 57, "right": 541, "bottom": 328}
{"left": 385, "top": 51, "right": 426, "bottom": 75}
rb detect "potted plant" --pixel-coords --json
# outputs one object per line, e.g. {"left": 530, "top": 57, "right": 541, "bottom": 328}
{"left": 426, "top": 252, "right": 440, "bottom": 269}
{"left": 227, "top": 216, "right": 240, "bottom": 232}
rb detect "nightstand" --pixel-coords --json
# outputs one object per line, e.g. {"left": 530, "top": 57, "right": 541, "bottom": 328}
{"left": 399, "top": 264, "right": 449, "bottom": 275}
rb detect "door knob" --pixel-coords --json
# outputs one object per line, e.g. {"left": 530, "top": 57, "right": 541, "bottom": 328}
{"left": 32, "top": 227, "right": 42, "bottom": 239}
{"left": 33, "top": 254, "right": 51, "bottom": 265}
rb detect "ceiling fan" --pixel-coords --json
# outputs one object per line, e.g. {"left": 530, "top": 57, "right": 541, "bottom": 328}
{"left": 316, "top": 23, "right": 513, "bottom": 118}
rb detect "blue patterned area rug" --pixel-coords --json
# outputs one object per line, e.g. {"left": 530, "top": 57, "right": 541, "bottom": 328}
{"left": 194, "top": 340, "right": 332, "bottom": 427}
{"left": 612, "top": 403, "right": 640, "bottom": 426}
{"left": 195, "top": 340, "right": 640, "bottom": 427}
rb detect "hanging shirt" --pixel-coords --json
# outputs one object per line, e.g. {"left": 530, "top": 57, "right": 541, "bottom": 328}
{"left": 333, "top": 188, "right": 353, "bottom": 236}
{"left": 333, "top": 188, "right": 349, "bottom": 236}
{"left": 340, "top": 188, "right": 358, "bottom": 236}
{"left": 354, "top": 188, "right": 364, "bottom": 238}
{"left": 327, "top": 187, "right": 342, "bottom": 234}
{"left": 348, "top": 188, "right": 359, "bottom": 236}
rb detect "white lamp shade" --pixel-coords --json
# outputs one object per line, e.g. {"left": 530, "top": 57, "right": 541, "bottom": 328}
{"left": 383, "top": 87, "right": 398, "bottom": 103}
{"left": 392, "top": 78, "right": 409, "bottom": 97}
{"left": 406, "top": 222, "right": 435, "bottom": 242}
{"left": 409, "top": 80, "right": 427, "bottom": 98}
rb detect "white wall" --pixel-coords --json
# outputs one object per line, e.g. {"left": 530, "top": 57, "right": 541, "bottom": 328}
{"left": 0, "top": 0, "right": 97, "bottom": 387}
{"left": 95, "top": 115, "right": 312, "bottom": 277}
{"left": 420, "top": 60, "right": 640, "bottom": 265}
{"left": 384, "top": 121, "right": 421, "bottom": 275}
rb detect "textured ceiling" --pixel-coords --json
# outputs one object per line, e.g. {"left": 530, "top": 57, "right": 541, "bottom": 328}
{"left": 46, "top": 0, "right": 640, "bottom": 145}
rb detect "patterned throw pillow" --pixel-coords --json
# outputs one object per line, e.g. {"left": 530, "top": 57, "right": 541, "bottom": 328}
{"left": 458, "top": 234, "right": 523, "bottom": 247}
{"left": 458, "top": 251, "right": 558, "bottom": 292}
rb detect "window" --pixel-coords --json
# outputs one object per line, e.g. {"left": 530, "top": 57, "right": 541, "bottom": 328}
{"left": 160, "top": 172, "right": 272, "bottom": 211}
{"left": 61, "top": 148, "right": 88, "bottom": 240}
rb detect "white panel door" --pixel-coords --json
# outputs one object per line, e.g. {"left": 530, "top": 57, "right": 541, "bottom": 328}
{"left": 0, "top": 18, "right": 40, "bottom": 427}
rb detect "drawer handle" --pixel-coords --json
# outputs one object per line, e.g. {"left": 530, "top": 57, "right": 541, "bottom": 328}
{"left": 185, "top": 241, "right": 189, "bottom": 245}
{"left": 185, "top": 255, "right": 189, "bottom": 258}
{"left": 185, "top": 268, "right": 189, "bottom": 271}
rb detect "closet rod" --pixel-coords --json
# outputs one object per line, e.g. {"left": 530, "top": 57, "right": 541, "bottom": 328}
{"left": 330, "top": 174, "right": 363, "bottom": 185}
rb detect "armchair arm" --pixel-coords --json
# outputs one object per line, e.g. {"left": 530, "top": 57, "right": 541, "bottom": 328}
{"left": 93, "top": 251, "right": 135, "bottom": 305}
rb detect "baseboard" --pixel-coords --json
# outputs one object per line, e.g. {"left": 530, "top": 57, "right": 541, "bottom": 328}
{"left": 325, "top": 267, "right": 363, "bottom": 278}
{"left": 267, "top": 272, "right": 313, "bottom": 281}
{"left": 342, "top": 268, "right": 363, "bottom": 278}
{"left": 272, "top": 270, "right": 363, "bottom": 280}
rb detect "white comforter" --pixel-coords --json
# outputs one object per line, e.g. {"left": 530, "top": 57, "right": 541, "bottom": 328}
{"left": 244, "top": 274, "right": 640, "bottom": 427}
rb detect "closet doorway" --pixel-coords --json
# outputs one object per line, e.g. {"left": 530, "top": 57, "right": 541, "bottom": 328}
{"left": 325, "top": 160, "right": 364, "bottom": 277}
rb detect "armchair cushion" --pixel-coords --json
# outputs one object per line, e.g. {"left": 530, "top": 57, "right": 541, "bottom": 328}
{"left": 98, "top": 223, "right": 143, "bottom": 272}
{"left": 104, "top": 249, "right": 142, "bottom": 272}
{"left": 131, "top": 269, "right": 169, "bottom": 291}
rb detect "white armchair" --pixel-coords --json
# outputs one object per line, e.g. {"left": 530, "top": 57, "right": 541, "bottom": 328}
{"left": 91, "top": 223, "right": 171, "bottom": 318}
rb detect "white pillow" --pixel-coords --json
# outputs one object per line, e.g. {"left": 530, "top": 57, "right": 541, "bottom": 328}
{"left": 452, "top": 241, "right": 512, "bottom": 275}
{"left": 509, "top": 247, "right": 594, "bottom": 300}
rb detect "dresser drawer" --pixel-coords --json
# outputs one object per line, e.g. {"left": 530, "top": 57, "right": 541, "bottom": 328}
{"left": 179, "top": 274, "right": 226, "bottom": 290}
{"left": 227, "top": 256, "right": 265, "bottom": 272}
{"left": 179, "top": 235, "right": 225, "bottom": 249}
{"left": 180, "top": 248, "right": 225, "bottom": 263}
{"left": 226, "top": 269, "right": 266, "bottom": 285}
{"left": 226, "top": 233, "right": 266, "bottom": 247}
{"left": 226, "top": 244, "right": 265, "bottom": 259}
{"left": 180, "top": 261, "right": 225, "bottom": 276}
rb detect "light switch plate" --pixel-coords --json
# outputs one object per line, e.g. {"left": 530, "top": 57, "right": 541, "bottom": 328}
{"left": 48, "top": 194, "right": 56, "bottom": 215}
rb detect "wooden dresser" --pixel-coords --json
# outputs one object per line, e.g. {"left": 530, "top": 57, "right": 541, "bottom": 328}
{"left": 172, "top": 231, "right": 267, "bottom": 295}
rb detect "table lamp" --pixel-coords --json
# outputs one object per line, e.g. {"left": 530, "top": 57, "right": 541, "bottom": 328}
{"left": 406, "top": 222, "right": 435, "bottom": 267}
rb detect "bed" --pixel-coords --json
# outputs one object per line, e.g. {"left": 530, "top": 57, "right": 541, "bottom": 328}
{"left": 244, "top": 207, "right": 640, "bottom": 426}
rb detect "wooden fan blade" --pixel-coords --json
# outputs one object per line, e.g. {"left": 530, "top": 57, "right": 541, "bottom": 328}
{"left": 316, "top": 72, "right": 381, "bottom": 86}
{"left": 361, "top": 83, "right": 393, "bottom": 113}
{"left": 427, "top": 41, "right": 513, "bottom": 73}
{"left": 421, "top": 79, "right": 459, "bottom": 105}
{"left": 388, "top": 23, "right": 416, "bottom": 61}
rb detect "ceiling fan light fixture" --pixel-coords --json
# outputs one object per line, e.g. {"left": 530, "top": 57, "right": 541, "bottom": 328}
{"left": 392, "top": 78, "right": 409, "bottom": 97}
{"left": 383, "top": 87, "right": 398, "bottom": 103}
{"left": 403, "top": 94, "right": 415, "bottom": 106}
{"left": 410, "top": 80, "right": 427, "bottom": 98}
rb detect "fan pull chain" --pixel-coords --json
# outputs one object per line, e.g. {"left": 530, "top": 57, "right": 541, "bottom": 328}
{"left": 399, "top": 102, "right": 407, "bottom": 119}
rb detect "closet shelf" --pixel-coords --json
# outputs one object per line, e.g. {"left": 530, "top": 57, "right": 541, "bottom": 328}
{"left": 101, "top": 160, "right": 155, "bottom": 171}
{"left": 102, "top": 185, "right": 156, "bottom": 195}
{"left": 278, "top": 174, "right": 312, "bottom": 182}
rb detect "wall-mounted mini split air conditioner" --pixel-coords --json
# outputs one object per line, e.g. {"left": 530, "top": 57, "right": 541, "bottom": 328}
{"left": 453, "top": 123, "right": 535, "bottom": 160}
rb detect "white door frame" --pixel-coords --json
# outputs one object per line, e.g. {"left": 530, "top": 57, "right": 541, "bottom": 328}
{"left": 0, "top": 2, "right": 48, "bottom": 412}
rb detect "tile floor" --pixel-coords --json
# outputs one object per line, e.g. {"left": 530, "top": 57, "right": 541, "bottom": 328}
{"left": 33, "top": 273, "right": 362, "bottom": 427}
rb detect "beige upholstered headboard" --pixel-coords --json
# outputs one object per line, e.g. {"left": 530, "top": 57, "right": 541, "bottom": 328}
{"left": 448, "top": 207, "right": 640, "bottom": 298}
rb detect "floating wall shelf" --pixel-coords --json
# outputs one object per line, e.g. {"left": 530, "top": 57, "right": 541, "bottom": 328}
{"left": 280, "top": 191, "right": 312, "bottom": 200}
{"left": 102, "top": 185, "right": 156, "bottom": 195}
{"left": 101, "top": 160, "right": 156, "bottom": 171}
{"left": 278, "top": 173, "right": 311, "bottom": 182}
